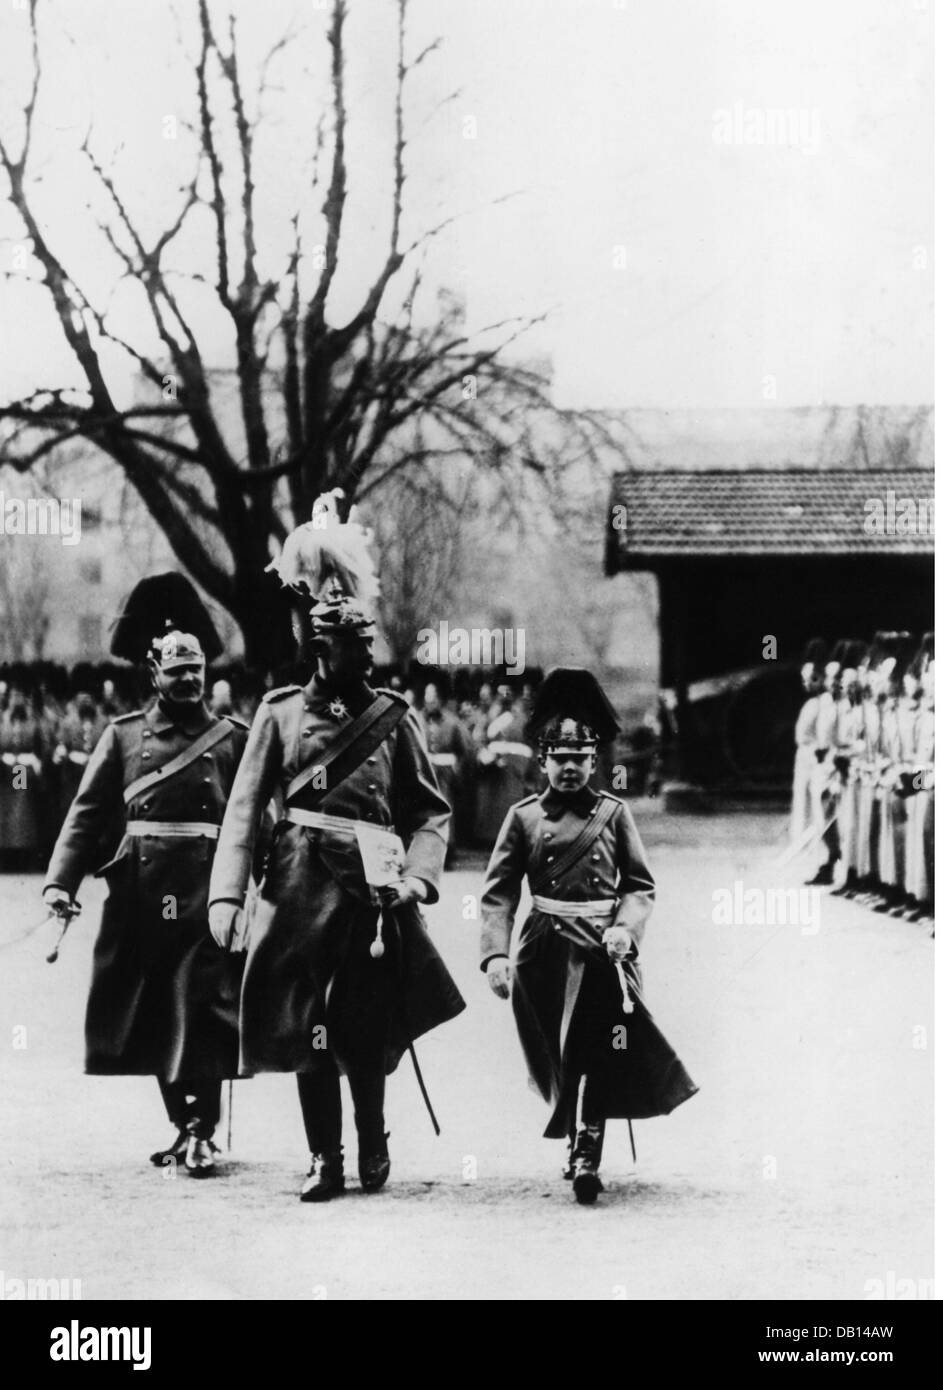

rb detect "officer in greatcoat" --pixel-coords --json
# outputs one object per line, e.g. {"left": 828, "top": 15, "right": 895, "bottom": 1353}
{"left": 42, "top": 574, "right": 248, "bottom": 1177}
{"left": 208, "top": 493, "right": 465, "bottom": 1202}
{"left": 480, "top": 668, "right": 697, "bottom": 1204}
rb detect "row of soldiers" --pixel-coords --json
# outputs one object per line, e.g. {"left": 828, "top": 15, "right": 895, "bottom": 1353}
{"left": 0, "top": 665, "right": 540, "bottom": 866}
{"left": 792, "top": 631, "right": 934, "bottom": 924}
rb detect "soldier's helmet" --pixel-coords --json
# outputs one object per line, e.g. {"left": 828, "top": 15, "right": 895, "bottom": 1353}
{"left": 266, "top": 489, "right": 378, "bottom": 646}
{"left": 149, "top": 629, "right": 205, "bottom": 672}
{"left": 527, "top": 667, "right": 621, "bottom": 757}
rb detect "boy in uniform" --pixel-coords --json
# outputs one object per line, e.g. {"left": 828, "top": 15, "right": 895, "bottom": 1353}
{"left": 479, "top": 668, "right": 697, "bottom": 1204}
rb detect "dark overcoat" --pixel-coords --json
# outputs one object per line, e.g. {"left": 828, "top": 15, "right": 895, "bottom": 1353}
{"left": 480, "top": 786, "right": 698, "bottom": 1137}
{"left": 208, "top": 679, "right": 466, "bottom": 1077}
{"left": 44, "top": 702, "right": 248, "bottom": 1080}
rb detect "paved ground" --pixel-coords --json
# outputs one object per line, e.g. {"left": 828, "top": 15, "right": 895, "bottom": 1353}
{"left": 0, "top": 807, "right": 933, "bottom": 1300}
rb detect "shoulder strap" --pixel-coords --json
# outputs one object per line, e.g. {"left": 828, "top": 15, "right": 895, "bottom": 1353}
{"left": 530, "top": 796, "right": 621, "bottom": 895}
{"left": 285, "top": 693, "right": 408, "bottom": 806}
{"left": 122, "top": 720, "right": 235, "bottom": 806}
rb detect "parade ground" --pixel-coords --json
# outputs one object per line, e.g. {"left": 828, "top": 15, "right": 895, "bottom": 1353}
{"left": 0, "top": 807, "right": 932, "bottom": 1302}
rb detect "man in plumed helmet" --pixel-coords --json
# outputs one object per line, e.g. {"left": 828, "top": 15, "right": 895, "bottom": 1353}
{"left": 208, "top": 492, "right": 464, "bottom": 1202}
{"left": 42, "top": 574, "right": 249, "bottom": 1177}
{"left": 480, "top": 668, "right": 697, "bottom": 1204}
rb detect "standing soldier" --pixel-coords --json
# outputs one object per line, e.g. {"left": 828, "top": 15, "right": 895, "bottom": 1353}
{"left": 790, "top": 639, "right": 826, "bottom": 852}
{"left": 480, "top": 668, "right": 697, "bottom": 1204}
{"left": 417, "top": 679, "right": 473, "bottom": 864}
{"left": 208, "top": 493, "right": 464, "bottom": 1203}
{"left": 42, "top": 574, "right": 248, "bottom": 1177}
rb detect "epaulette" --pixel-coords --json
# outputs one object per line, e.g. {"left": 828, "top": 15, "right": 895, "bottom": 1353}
{"left": 111, "top": 710, "right": 145, "bottom": 725}
{"left": 376, "top": 686, "right": 410, "bottom": 708}
{"left": 262, "top": 685, "right": 303, "bottom": 704}
{"left": 598, "top": 790, "right": 623, "bottom": 804}
{"left": 224, "top": 714, "right": 250, "bottom": 730}
{"left": 514, "top": 793, "right": 540, "bottom": 808}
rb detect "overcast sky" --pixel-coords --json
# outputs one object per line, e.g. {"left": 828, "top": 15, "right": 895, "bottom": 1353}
{"left": 0, "top": 0, "right": 932, "bottom": 412}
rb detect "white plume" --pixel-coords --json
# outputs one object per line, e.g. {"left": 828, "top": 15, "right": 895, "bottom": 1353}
{"left": 267, "top": 489, "right": 379, "bottom": 606}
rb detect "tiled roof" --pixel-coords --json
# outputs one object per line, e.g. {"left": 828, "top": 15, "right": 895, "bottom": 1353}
{"left": 606, "top": 468, "right": 935, "bottom": 568}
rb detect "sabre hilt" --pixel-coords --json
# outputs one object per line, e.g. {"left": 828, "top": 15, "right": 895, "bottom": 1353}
{"left": 45, "top": 898, "right": 81, "bottom": 964}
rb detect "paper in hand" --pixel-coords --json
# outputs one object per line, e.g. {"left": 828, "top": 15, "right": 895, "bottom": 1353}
{"left": 355, "top": 825, "right": 406, "bottom": 887}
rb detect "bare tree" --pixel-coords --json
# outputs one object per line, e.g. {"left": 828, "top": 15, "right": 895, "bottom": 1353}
{"left": 362, "top": 457, "right": 471, "bottom": 667}
{"left": 0, "top": 0, "right": 606, "bottom": 668}
{"left": 0, "top": 534, "right": 52, "bottom": 662}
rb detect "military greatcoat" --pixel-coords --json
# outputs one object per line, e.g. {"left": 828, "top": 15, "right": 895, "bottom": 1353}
{"left": 208, "top": 678, "right": 465, "bottom": 1077}
{"left": 481, "top": 786, "right": 698, "bottom": 1137}
{"left": 44, "top": 702, "right": 248, "bottom": 1080}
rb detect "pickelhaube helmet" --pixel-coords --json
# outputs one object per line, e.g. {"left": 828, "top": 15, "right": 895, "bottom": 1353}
{"left": 527, "top": 668, "right": 621, "bottom": 757}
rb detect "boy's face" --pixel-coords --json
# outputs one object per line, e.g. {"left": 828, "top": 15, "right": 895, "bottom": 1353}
{"left": 543, "top": 750, "right": 595, "bottom": 793}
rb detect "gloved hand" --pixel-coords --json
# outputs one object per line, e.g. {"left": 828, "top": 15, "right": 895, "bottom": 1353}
{"left": 208, "top": 901, "right": 240, "bottom": 949}
{"left": 485, "top": 956, "right": 511, "bottom": 999}
{"left": 603, "top": 925, "right": 634, "bottom": 961}
{"left": 43, "top": 886, "right": 76, "bottom": 917}
{"left": 378, "top": 876, "right": 428, "bottom": 909}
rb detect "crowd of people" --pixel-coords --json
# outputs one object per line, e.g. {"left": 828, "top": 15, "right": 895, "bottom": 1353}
{"left": 791, "top": 632, "right": 934, "bottom": 926}
{"left": 0, "top": 662, "right": 549, "bottom": 867}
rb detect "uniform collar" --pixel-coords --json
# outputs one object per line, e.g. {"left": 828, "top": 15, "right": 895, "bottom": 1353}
{"left": 539, "top": 785, "right": 599, "bottom": 820}
{"left": 147, "top": 699, "right": 214, "bottom": 736}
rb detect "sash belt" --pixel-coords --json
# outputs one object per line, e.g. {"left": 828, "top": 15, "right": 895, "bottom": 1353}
{"left": 125, "top": 820, "right": 220, "bottom": 839}
{"left": 283, "top": 807, "right": 388, "bottom": 836}
{"left": 531, "top": 895, "right": 616, "bottom": 919}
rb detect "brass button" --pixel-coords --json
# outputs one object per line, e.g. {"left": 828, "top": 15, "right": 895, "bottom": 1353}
{"left": 140, "top": 856, "right": 149, "bottom": 864}
{"left": 551, "top": 879, "right": 558, "bottom": 887}
{"left": 592, "top": 853, "right": 601, "bottom": 861}
{"left": 202, "top": 752, "right": 212, "bottom": 760}
{"left": 367, "top": 757, "right": 377, "bottom": 765}
{"left": 546, "top": 855, "right": 555, "bottom": 863}
{"left": 543, "top": 832, "right": 552, "bottom": 841}
{"left": 203, "top": 776, "right": 211, "bottom": 784}
{"left": 142, "top": 730, "right": 152, "bottom": 739}
{"left": 142, "top": 752, "right": 151, "bottom": 760}
{"left": 368, "top": 783, "right": 377, "bottom": 792}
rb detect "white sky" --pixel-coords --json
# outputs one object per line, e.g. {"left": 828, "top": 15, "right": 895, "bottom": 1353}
{"left": 0, "top": 0, "right": 932, "bottom": 412}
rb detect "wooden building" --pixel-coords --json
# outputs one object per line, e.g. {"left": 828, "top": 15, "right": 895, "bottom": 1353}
{"left": 605, "top": 463, "right": 934, "bottom": 789}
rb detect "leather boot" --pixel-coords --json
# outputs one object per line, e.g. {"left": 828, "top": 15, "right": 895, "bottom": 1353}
{"left": 358, "top": 1132, "right": 391, "bottom": 1194}
{"left": 149, "top": 1130, "right": 188, "bottom": 1167}
{"left": 561, "top": 1133, "right": 576, "bottom": 1181}
{"left": 185, "top": 1134, "right": 217, "bottom": 1178}
{"left": 300, "top": 1150, "right": 345, "bottom": 1203}
{"left": 572, "top": 1123, "right": 605, "bottom": 1205}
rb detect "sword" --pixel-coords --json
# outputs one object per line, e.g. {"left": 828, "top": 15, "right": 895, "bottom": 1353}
{"left": 381, "top": 902, "right": 442, "bottom": 1136}
{"left": 771, "top": 816, "right": 838, "bottom": 869}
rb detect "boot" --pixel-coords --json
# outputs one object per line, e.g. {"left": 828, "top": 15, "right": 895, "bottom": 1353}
{"left": 184, "top": 1135, "right": 217, "bottom": 1178}
{"left": 804, "top": 865, "right": 834, "bottom": 886}
{"left": 149, "top": 1130, "right": 188, "bottom": 1167}
{"left": 572, "top": 1124, "right": 605, "bottom": 1205}
{"left": 358, "top": 1132, "right": 391, "bottom": 1194}
{"left": 561, "top": 1133, "right": 575, "bottom": 1181}
{"left": 300, "top": 1150, "right": 345, "bottom": 1203}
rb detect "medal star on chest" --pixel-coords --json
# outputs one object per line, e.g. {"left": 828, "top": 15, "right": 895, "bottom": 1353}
{"left": 326, "top": 697, "right": 350, "bottom": 723}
